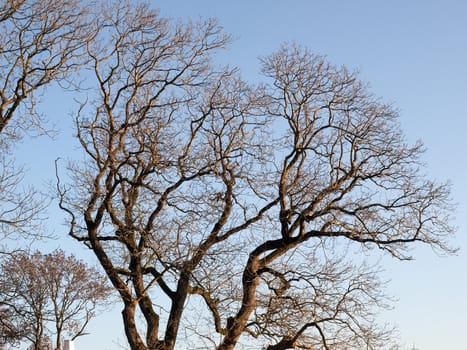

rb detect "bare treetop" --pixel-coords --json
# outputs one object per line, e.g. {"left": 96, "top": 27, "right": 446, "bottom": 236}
{"left": 0, "top": 0, "right": 90, "bottom": 143}
{"left": 52, "top": 2, "right": 455, "bottom": 350}
{"left": 260, "top": 44, "right": 454, "bottom": 259}
{"left": 0, "top": 0, "right": 91, "bottom": 243}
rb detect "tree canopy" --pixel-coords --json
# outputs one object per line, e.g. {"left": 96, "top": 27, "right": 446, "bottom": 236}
{"left": 0, "top": 250, "right": 112, "bottom": 350}
{"left": 54, "top": 2, "right": 454, "bottom": 350}
{"left": 0, "top": 1, "right": 456, "bottom": 350}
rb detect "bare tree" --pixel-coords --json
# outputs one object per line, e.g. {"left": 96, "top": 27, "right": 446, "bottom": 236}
{"left": 0, "top": 0, "right": 90, "bottom": 242}
{"left": 0, "top": 251, "right": 50, "bottom": 350}
{"left": 0, "top": 249, "right": 113, "bottom": 350}
{"left": 56, "top": 3, "right": 455, "bottom": 350}
{"left": 0, "top": 0, "right": 89, "bottom": 137}
{"left": 0, "top": 305, "right": 24, "bottom": 347}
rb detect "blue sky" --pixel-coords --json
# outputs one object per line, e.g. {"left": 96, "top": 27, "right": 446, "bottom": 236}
{"left": 14, "top": 1, "right": 467, "bottom": 349}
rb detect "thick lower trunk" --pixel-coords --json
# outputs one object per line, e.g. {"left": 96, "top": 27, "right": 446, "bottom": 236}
{"left": 55, "top": 328, "right": 62, "bottom": 350}
{"left": 163, "top": 272, "right": 191, "bottom": 350}
{"left": 138, "top": 295, "right": 160, "bottom": 349}
{"left": 122, "top": 302, "right": 147, "bottom": 350}
{"left": 217, "top": 257, "right": 260, "bottom": 350}
{"left": 34, "top": 322, "right": 44, "bottom": 350}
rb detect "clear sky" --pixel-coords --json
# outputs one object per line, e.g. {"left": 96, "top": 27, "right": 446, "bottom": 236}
{"left": 13, "top": 1, "right": 467, "bottom": 349}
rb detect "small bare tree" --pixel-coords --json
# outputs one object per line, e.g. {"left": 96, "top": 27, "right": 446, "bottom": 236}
{"left": 56, "top": 2, "right": 455, "bottom": 350}
{"left": 0, "top": 251, "right": 52, "bottom": 350}
{"left": 0, "top": 249, "right": 113, "bottom": 350}
{"left": 0, "top": 0, "right": 90, "bottom": 242}
{"left": 0, "top": 306, "right": 23, "bottom": 347}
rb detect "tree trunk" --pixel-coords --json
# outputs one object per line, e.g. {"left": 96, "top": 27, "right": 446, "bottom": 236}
{"left": 163, "top": 272, "right": 190, "bottom": 350}
{"left": 55, "top": 328, "right": 62, "bottom": 350}
{"left": 122, "top": 301, "right": 147, "bottom": 350}
{"left": 217, "top": 257, "right": 260, "bottom": 350}
{"left": 138, "top": 295, "right": 160, "bottom": 349}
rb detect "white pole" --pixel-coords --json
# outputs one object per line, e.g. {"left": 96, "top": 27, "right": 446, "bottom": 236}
{"left": 63, "top": 340, "right": 75, "bottom": 350}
